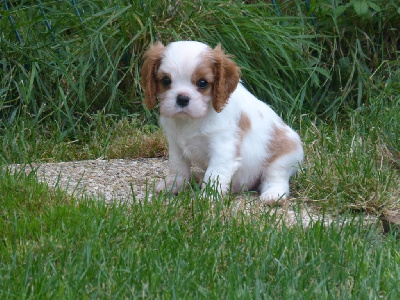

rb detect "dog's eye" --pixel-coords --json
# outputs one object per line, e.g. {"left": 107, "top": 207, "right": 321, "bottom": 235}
{"left": 197, "top": 79, "right": 208, "bottom": 89}
{"left": 161, "top": 76, "right": 171, "bottom": 86}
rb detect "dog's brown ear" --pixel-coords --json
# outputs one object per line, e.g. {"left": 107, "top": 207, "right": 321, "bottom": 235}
{"left": 141, "top": 42, "right": 165, "bottom": 110}
{"left": 212, "top": 44, "right": 241, "bottom": 113}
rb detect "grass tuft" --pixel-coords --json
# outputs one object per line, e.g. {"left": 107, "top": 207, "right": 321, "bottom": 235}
{"left": 106, "top": 118, "right": 167, "bottom": 159}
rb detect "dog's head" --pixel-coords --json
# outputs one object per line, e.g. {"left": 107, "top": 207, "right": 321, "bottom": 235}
{"left": 141, "top": 41, "right": 240, "bottom": 118}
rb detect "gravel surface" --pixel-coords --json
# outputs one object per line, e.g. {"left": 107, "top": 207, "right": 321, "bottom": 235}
{"left": 9, "top": 158, "right": 379, "bottom": 227}
{"left": 15, "top": 158, "right": 169, "bottom": 201}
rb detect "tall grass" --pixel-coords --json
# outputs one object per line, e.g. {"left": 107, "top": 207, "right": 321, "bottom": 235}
{"left": 1, "top": 0, "right": 319, "bottom": 125}
{"left": 1, "top": 1, "right": 148, "bottom": 136}
{"left": 310, "top": 0, "right": 400, "bottom": 116}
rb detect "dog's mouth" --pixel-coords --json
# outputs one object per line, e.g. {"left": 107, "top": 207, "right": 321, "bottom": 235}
{"left": 173, "top": 110, "right": 195, "bottom": 119}
{"left": 163, "top": 110, "right": 205, "bottom": 120}
{"left": 158, "top": 105, "right": 191, "bottom": 118}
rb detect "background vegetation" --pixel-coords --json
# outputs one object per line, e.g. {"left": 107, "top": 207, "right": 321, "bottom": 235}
{"left": 2, "top": 0, "right": 398, "bottom": 160}
{"left": 1, "top": 0, "right": 399, "bottom": 297}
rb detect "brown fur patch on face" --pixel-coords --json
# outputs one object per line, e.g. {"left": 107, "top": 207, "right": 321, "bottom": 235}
{"left": 265, "top": 124, "right": 298, "bottom": 166}
{"left": 236, "top": 112, "right": 252, "bottom": 157}
{"left": 191, "top": 59, "right": 214, "bottom": 97}
{"left": 155, "top": 71, "right": 172, "bottom": 96}
{"left": 141, "top": 42, "right": 165, "bottom": 110}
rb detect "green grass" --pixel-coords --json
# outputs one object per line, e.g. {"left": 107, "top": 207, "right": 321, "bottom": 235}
{"left": 0, "top": 114, "right": 167, "bottom": 163}
{"left": 295, "top": 92, "right": 400, "bottom": 213}
{"left": 1, "top": 168, "right": 400, "bottom": 298}
{"left": 1, "top": 0, "right": 400, "bottom": 297}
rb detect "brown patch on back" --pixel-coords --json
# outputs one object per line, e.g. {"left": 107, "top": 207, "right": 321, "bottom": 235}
{"left": 265, "top": 124, "right": 298, "bottom": 165}
{"left": 239, "top": 112, "right": 251, "bottom": 132}
{"left": 236, "top": 112, "right": 252, "bottom": 157}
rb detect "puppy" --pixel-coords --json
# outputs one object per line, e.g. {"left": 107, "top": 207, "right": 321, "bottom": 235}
{"left": 141, "top": 41, "right": 303, "bottom": 204}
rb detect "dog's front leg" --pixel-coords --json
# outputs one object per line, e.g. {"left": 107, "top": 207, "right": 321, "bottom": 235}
{"left": 202, "top": 135, "right": 241, "bottom": 195}
{"left": 156, "top": 140, "right": 191, "bottom": 194}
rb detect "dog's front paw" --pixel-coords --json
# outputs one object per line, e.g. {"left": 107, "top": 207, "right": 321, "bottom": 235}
{"left": 155, "top": 174, "right": 188, "bottom": 195}
{"left": 260, "top": 187, "right": 288, "bottom": 206}
{"left": 200, "top": 179, "right": 230, "bottom": 201}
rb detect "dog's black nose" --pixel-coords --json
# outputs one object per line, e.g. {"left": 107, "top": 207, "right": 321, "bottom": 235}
{"left": 176, "top": 94, "right": 190, "bottom": 107}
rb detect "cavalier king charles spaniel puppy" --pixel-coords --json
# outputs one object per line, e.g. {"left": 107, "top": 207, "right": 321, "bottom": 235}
{"left": 141, "top": 41, "right": 303, "bottom": 204}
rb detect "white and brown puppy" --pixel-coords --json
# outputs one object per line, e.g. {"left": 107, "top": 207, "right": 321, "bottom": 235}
{"left": 141, "top": 41, "right": 303, "bottom": 204}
